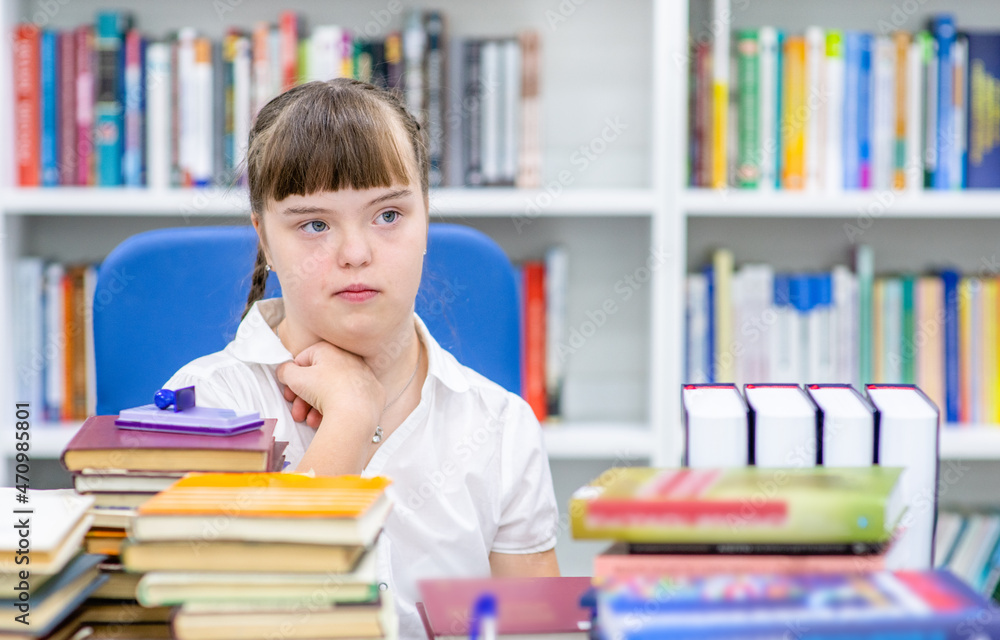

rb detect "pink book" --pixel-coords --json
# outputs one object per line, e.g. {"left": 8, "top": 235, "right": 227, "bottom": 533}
{"left": 59, "top": 29, "right": 77, "bottom": 185}
{"left": 62, "top": 415, "right": 277, "bottom": 472}
{"left": 75, "top": 25, "right": 93, "bottom": 186}
{"left": 417, "top": 576, "right": 591, "bottom": 639}
{"left": 593, "top": 542, "right": 886, "bottom": 581}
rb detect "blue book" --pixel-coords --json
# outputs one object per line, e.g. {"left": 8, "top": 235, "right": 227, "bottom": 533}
{"left": 95, "top": 11, "right": 130, "bottom": 187}
{"left": 123, "top": 30, "right": 146, "bottom": 187}
{"left": 702, "top": 264, "right": 715, "bottom": 383}
{"left": 932, "top": 14, "right": 956, "bottom": 190}
{"left": 595, "top": 570, "right": 1000, "bottom": 639}
{"left": 842, "top": 32, "right": 873, "bottom": 190}
{"left": 966, "top": 32, "right": 1000, "bottom": 188}
{"left": 941, "top": 269, "right": 961, "bottom": 424}
{"left": 40, "top": 30, "right": 58, "bottom": 187}
{"left": 0, "top": 553, "right": 107, "bottom": 637}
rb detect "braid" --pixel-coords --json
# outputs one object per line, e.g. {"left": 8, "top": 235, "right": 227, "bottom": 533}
{"left": 241, "top": 243, "right": 270, "bottom": 320}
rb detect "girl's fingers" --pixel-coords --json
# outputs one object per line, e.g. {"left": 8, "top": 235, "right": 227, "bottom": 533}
{"left": 306, "top": 407, "right": 323, "bottom": 429}
{"left": 282, "top": 383, "right": 297, "bottom": 403}
{"left": 291, "top": 395, "right": 311, "bottom": 423}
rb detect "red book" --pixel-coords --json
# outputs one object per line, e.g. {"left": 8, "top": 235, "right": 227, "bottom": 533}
{"left": 279, "top": 11, "right": 298, "bottom": 92}
{"left": 62, "top": 415, "right": 278, "bottom": 472}
{"left": 14, "top": 24, "right": 41, "bottom": 186}
{"left": 522, "top": 262, "right": 547, "bottom": 422}
{"left": 593, "top": 542, "right": 886, "bottom": 581}
{"left": 75, "top": 25, "right": 94, "bottom": 186}
{"left": 417, "top": 576, "right": 591, "bottom": 639}
{"left": 59, "top": 29, "right": 77, "bottom": 185}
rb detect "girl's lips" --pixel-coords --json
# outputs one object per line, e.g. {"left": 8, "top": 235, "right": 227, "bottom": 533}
{"left": 335, "top": 288, "right": 378, "bottom": 302}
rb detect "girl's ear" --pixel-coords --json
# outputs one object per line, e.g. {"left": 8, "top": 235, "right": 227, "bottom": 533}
{"left": 251, "top": 213, "right": 273, "bottom": 266}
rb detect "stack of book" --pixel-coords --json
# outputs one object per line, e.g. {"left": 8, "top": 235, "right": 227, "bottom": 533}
{"left": 0, "top": 489, "right": 107, "bottom": 640}
{"left": 123, "top": 472, "right": 396, "bottom": 640}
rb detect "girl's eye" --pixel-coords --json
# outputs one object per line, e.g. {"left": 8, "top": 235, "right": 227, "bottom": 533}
{"left": 377, "top": 210, "right": 400, "bottom": 225}
{"left": 303, "top": 220, "right": 328, "bottom": 234}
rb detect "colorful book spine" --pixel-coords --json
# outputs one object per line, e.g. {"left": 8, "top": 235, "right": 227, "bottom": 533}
{"left": 94, "top": 11, "right": 129, "bottom": 186}
{"left": 58, "top": 29, "right": 77, "bottom": 186}
{"left": 75, "top": 25, "right": 94, "bottom": 186}
{"left": 424, "top": 11, "right": 445, "bottom": 188}
{"left": 40, "top": 29, "right": 59, "bottom": 187}
{"left": 123, "top": 28, "right": 145, "bottom": 187}
{"left": 522, "top": 262, "right": 547, "bottom": 422}
{"left": 14, "top": 24, "right": 41, "bottom": 187}
{"left": 966, "top": 32, "right": 1000, "bottom": 188}
{"left": 892, "top": 31, "right": 910, "bottom": 190}
{"left": 931, "top": 14, "right": 956, "bottom": 190}
{"left": 711, "top": 0, "right": 730, "bottom": 188}
{"left": 780, "top": 36, "right": 806, "bottom": 190}
{"left": 941, "top": 269, "right": 961, "bottom": 424}
{"left": 735, "top": 30, "right": 760, "bottom": 188}
{"left": 279, "top": 11, "right": 298, "bottom": 93}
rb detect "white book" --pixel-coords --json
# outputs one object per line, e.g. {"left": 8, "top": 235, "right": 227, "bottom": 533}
{"left": 745, "top": 384, "right": 818, "bottom": 468}
{"left": 232, "top": 36, "right": 252, "bottom": 173}
{"left": 770, "top": 277, "right": 800, "bottom": 383}
{"left": 502, "top": 38, "right": 521, "bottom": 184}
{"left": 252, "top": 24, "right": 272, "bottom": 117}
{"left": 177, "top": 29, "right": 196, "bottom": 186}
{"left": 686, "top": 274, "right": 709, "bottom": 384}
{"left": 14, "top": 258, "right": 45, "bottom": 412}
{"left": 545, "top": 245, "right": 568, "bottom": 419}
{"left": 734, "top": 264, "right": 773, "bottom": 387}
{"left": 807, "top": 275, "right": 835, "bottom": 384}
{"left": 872, "top": 36, "right": 896, "bottom": 191}
{"left": 758, "top": 27, "right": 778, "bottom": 191}
{"left": 805, "top": 26, "right": 824, "bottom": 192}
{"left": 44, "top": 262, "right": 64, "bottom": 420}
{"left": 831, "top": 266, "right": 858, "bottom": 386}
{"left": 309, "top": 26, "right": 341, "bottom": 82}
{"left": 145, "top": 42, "right": 172, "bottom": 189}
{"left": 268, "top": 28, "right": 281, "bottom": 101}
{"left": 84, "top": 265, "right": 97, "bottom": 416}
{"left": 865, "top": 384, "right": 939, "bottom": 570}
{"left": 445, "top": 36, "right": 466, "bottom": 187}
{"left": 905, "top": 38, "right": 924, "bottom": 191}
{"left": 192, "top": 38, "right": 214, "bottom": 186}
{"left": 824, "top": 31, "right": 845, "bottom": 192}
{"left": 682, "top": 384, "right": 748, "bottom": 467}
{"left": 480, "top": 40, "right": 501, "bottom": 185}
{"left": 806, "top": 384, "right": 874, "bottom": 466}
{"left": 0, "top": 489, "right": 94, "bottom": 575}
{"left": 403, "top": 10, "right": 426, "bottom": 120}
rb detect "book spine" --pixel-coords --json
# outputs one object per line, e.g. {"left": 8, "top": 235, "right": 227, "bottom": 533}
{"left": 781, "top": 36, "right": 806, "bottom": 190}
{"left": 58, "top": 30, "right": 77, "bottom": 186}
{"left": 403, "top": 10, "right": 426, "bottom": 122}
{"left": 516, "top": 31, "right": 542, "bottom": 189}
{"left": 892, "top": 31, "right": 910, "bottom": 190}
{"left": 735, "top": 30, "right": 760, "bottom": 188}
{"left": 385, "top": 31, "right": 403, "bottom": 98}
{"left": 804, "top": 26, "right": 824, "bottom": 192}
{"left": 932, "top": 14, "right": 956, "bottom": 190}
{"left": 40, "top": 30, "right": 59, "bottom": 187}
{"left": 463, "top": 40, "right": 483, "bottom": 186}
{"left": 959, "top": 277, "right": 973, "bottom": 424}
{"left": 857, "top": 33, "right": 873, "bottom": 189}
{"left": 123, "top": 28, "right": 144, "bottom": 187}
{"left": 694, "top": 40, "right": 713, "bottom": 187}
{"left": 758, "top": 27, "right": 778, "bottom": 191}
{"left": 252, "top": 22, "right": 271, "bottom": 116}
{"left": 711, "top": 0, "right": 730, "bottom": 188}
{"left": 191, "top": 38, "right": 214, "bottom": 187}
{"left": 901, "top": 274, "right": 915, "bottom": 384}
{"left": 425, "top": 11, "right": 445, "bottom": 188}
{"left": 145, "top": 42, "right": 170, "bottom": 189}
{"left": 965, "top": 33, "right": 1000, "bottom": 188}
{"left": 906, "top": 33, "right": 925, "bottom": 191}
{"left": 713, "top": 249, "right": 734, "bottom": 382}
{"left": 872, "top": 35, "right": 895, "bottom": 191}
{"left": 95, "top": 12, "right": 127, "bottom": 187}
{"left": 941, "top": 269, "right": 961, "bottom": 424}
{"left": 522, "top": 261, "right": 547, "bottom": 423}
{"left": 856, "top": 245, "right": 874, "bottom": 385}
{"left": 545, "top": 246, "right": 568, "bottom": 419}
{"left": 843, "top": 33, "right": 862, "bottom": 190}
{"left": 279, "top": 11, "right": 298, "bottom": 93}
{"left": 14, "top": 25, "right": 41, "bottom": 187}
{"left": 233, "top": 35, "right": 253, "bottom": 181}
{"left": 75, "top": 26, "right": 94, "bottom": 186}
{"left": 951, "top": 34, "right": 968, "bottom": 190}
{"left": 824, "top": 31, "right": 845, "bottom": 192}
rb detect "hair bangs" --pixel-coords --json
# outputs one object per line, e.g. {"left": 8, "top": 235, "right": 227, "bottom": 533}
{"left": 251, "top": 88, "right": 417, "bottom": 213}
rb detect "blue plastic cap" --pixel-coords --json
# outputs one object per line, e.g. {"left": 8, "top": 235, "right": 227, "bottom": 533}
{"left": 474, "top": 592, "right": 497, "bottom": 618}
{"left": 773, "top": 274, "right": 791, "bottom": 307}
{"left": 812, "top": 273, "right": 832, "bottom": 307}
{"left": 789, "top": 274, "right": 813, "bottom": 312}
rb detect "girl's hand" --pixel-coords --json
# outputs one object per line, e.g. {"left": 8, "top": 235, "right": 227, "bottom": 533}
{"left": 275, "top": 341, "right": 385, "bottom": 437}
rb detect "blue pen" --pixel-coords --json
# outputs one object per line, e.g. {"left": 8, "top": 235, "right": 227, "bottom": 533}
{"left": 469, "top": 592, "right": 497, "bottom": 640}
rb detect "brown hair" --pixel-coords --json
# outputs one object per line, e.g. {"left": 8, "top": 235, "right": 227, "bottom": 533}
{"left": 242, "top": 78, "right": 429, "bottom": 318}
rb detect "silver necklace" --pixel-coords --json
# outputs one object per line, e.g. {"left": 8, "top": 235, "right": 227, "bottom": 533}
{"left": 372, "top": 346, "right": 421, "bottom": 444}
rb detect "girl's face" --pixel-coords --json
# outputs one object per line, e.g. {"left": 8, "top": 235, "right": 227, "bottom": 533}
{"left": 255, "top": 184, "right": 428, "bottom": 355}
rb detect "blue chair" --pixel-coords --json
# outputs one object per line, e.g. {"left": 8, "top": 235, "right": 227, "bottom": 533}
{"left": 93, "top": 223, "right": 522, "bottom": 415}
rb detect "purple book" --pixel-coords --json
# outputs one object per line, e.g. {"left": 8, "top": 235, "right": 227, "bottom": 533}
{"left": 115, "top": 404, "right": 263, "bottom": 436}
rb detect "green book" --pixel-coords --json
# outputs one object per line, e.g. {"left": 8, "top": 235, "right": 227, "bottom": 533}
{"left": 570, "top": 466, "right": 904, "bottom": 545}
{"left": 901, "top": 274, "right": 916, "bottom": 384}
{"left": 736, "top": 29, "right": 760, "bottom": 188}
{"left": 857, "top": 244, "right": 875, "bottom": 385}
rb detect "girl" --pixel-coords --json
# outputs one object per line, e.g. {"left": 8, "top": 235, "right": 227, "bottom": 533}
{"left": 163, "top": 78, "right": 560, "bottom": 637}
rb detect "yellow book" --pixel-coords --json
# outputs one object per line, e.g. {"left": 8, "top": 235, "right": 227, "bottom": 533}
{"left": 781, "top": 36, "right": 806, "bottom": 190}
{"left": 132, "top": 473, "right": 392, "bottom": 546}
{"left": 916, "top": 276, "right": 946, "bottom": 415}
{"left": 711, "top": 0, "right": 729, "bottom": 188}
{"left": 713, "top": 248, "right": 735, "bottom": 382}
{"left": 892, "top": 31, "right": 911, "bottom": 190}
{"left": 982, "top": 278, "right": 997, "bottom": 424}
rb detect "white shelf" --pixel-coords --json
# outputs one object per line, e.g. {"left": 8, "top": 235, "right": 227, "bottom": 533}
{"left": 0, "top": 187, "right": 655, "bottom": 218}
{"left": 13, "top": 420, "right": 652, "bottom": 462}
{"left": 683, "top": 189, "right": 1000, "bottom": 218}
{"left": 939, "top": 426, "right": 1000, "bottom": 460}
{"left": 542, "top": 422, "right": 651, "bottom": 460}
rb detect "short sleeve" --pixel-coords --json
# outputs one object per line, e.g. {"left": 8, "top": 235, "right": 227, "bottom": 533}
{"left": 491, "top": 394, "right": 559, "bottom": 554}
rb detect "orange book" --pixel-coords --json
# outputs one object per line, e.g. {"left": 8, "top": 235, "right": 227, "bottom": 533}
{"left": 133, "top": 473, "right": 392, "bottom": 546}
{"left": 279, "top": 11, "right": 298, "bottom": 92}
{"left": 522, "top": 262, "right": 547, "bottom": 422}
{"left": 781, "top": 37, "right": 806, "bottom": 190}
{"left": 892, "top": 32, "right": 910, "bottom": 190}
{"left": 14, "top": 24, "right": 40, "bottom": 186}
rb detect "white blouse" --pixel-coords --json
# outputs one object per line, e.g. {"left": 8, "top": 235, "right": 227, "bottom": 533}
{"left": 163, "top": 298, "right": 560, "bottom": 639}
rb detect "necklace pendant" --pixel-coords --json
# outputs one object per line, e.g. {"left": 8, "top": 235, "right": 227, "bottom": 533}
{"left": 372, "top": 425, "right": 383, "bottom": 444}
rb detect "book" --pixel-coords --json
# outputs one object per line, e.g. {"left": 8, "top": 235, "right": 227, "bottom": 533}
{"left": 115, "top": 403, "right": 264, "bottom": 435}
{"left": 744, "top": 383, "right": 818, "bottom": 467}
{"left": 592, "top": 570, "right": 1000, "bottom": 639}
{"left": 121, "top": 538, "right": 366, "bottom": 574}
{"left": 61, "top": 415, "right": 276, "bottom": 472}
{"left": 417, "top": 576, "right": 592, "bottom": 639}
{"left": 569, "top": 466, "right": 905, "bottom": 544}
{"left": 681, "top": 383, "right": 748, "bottom": 467}
{"left": 0, "top": 489, "right": 94, "bottom": 577}
{"left": 865, "top": 384, "right": 940, "bottom": 570}
{"left": 593, "top": 541, "right": 886, "bottom": 580}
{"left": 966, "top": 31, "right": 1000, "bottom": 188}
{"left": 131, "top": 473, "right": 392, "bottom": 546}
{"left": 135, "top": 547, "right": 377, "bottom": 606}
{"left": 805, "top": 383, "right": 875, "bottom": 466}
{"left": 0, "top": 554, "right": 107, "bottom": 637}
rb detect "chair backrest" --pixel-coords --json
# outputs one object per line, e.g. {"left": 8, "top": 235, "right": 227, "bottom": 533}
{"left": 93, "top": 223, "right": 521, "bottom": 415}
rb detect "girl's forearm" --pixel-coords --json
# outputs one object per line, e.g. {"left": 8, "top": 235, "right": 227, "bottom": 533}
{"left": 293, "top": 411, "right": 375, "bottom": 475}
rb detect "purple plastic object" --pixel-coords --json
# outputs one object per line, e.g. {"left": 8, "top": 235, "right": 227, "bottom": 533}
{"left": 115, "top": 404, "right": 263, "bottom": 437}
